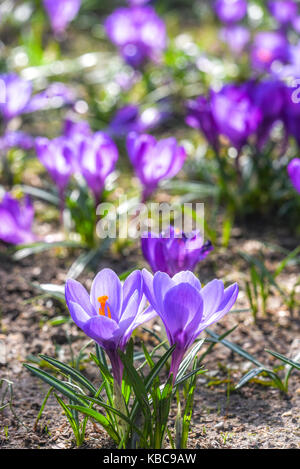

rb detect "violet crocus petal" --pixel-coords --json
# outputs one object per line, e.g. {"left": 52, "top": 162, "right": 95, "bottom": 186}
{"left": 162, "top": 283, "right": 203, "bottom": 347}
{"left": 172, "top": 271, "right": 201, "bottom": 290}
{"left": 68, "top": 300, "right": 94, "bottom": 330}
{"left": 43, "top": 0, "right": 81, "bottom": 34}
{"left": 0, "top": 74, "right": 32, "bottom": 120}
{"left": 251, "top": 31, "right": 289, "bottom": 72}
{"left": 153, "top": 271, "right": 175, "bottom": 314}
{"left": 83, "top": 315, "right": 122, "bottom": 351}
{"left": 122, "top": 270, "right": 143, "bottom": 315}
{"left": 0, "top": 194, "right": 36, "bottom": 245}
{"left": 90, "top": 268, "right": 123, "bottom": 322}
{"left": 200, "top": 279, "right": 225, "bottom": 321}
{"left": 65, "top": 278, "right": 96, "bottom": 318}
{"left": 202, "top": 283, "right": 239, "bottom": 329}
{"left": 142, "top": 268, "right": 158, "bottom": 310}
{"left": 287, "top": 158, "right": 300, "bottom": 194}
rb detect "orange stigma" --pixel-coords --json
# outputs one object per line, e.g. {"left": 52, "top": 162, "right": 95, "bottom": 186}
{"left": 98, "top": 295, "right": 111, "bottom": 319}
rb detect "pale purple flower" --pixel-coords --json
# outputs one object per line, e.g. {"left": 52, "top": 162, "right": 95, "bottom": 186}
{"left": 186, "top": 96, "right": 219, "bottom": 150}
{"left": 78, "top": 132, "right": 119, "bottom": 202}
{"left": 287, "top": 158, "right": 300, "bottom": 194}
{"left": 109, "top": 105, "right": 163, "bottom": 137}
{"left": 35, "top": 136, "right": 76, "bottom": 201}
{"left": 0, "top": 74, "right": 75, "bottom": 121}
{"left": 268, "top": 1, "right": 298, "bottom": 25}
{"left": 65, "top": 269, "right": 155, "bottom": 385}
{"left": 0, "top": 131, "right": 35, "bottom": 152}
{"left": 0, "top": 74, "right": 32, "bottom": 121}
{"left": 43, "top": 0, "right": 82, "bottom": 35}
{"left": 210, "top": 84, "right": 262, "bottom": 149}
{"left": 127, "top": 132, "right": 186, "bottom": 200}
{"left": 105, "top": 6, "right": 167, "bottom": 67}
{"left": 214, "top": 0, "right": 247, "bottom": 23}
{"left": 0, "top": 193, "right": 36, "bottom": 245}
{"left": 141, "top": 227, "right": 213, "bottom": 277}
{"left": 251, "top": 31, "right": 289, "bottom": 72}
{"left": 220, "top": 25, "right": 250, "bottom": 54}
{"left": 143, "top": 269, "right": 239, "bottom": 379}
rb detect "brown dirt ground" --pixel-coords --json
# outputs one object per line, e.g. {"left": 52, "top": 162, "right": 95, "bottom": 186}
{"left": 0, "top": 223, "right": 299, "bottom": 449}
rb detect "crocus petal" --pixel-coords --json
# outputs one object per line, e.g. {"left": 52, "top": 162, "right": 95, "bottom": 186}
{"left": 90, "top": 268, "right": 123, "bottom": 321}
{"left": 162, "top": 283, "right": 203, "bottom": 346}
{"left": 122, "top": 270, "right": 143, "bottom": 316}
{"left": 203, "top": 283, "right": 239, "bottom": 328}
{"left": 172, "top": 271, "right": 201, "bottom": 290}
{"left": 68, "top": 301, "right": 93, "bottom": 330}
{"left": 142, "top": 268, "right": 157, "bottom": 310}
{"left": 153, "top": 271, "right": 175, "bottom": 314}
{"left": 83, "top": 315, "right": 121, "bottom": 350}
{"left": 200, "top": 279, "right": 224, "bottom": 321}
{"left": 65, "top": 278, "right": 96, "bottom": 318}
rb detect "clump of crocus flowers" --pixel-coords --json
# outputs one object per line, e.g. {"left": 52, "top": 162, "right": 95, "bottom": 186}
{"left": 66, "top": 267, "right": 238, "bottom": 384}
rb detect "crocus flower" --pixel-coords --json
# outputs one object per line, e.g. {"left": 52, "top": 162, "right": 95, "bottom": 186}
{"left": 43, "top": 0, "right": 82, "bottom": 35}
{"left": 0, "top": 131, "right": 35, "bottom": 152}
{"left": 126, "top": 132, "right": 186, "bottom": 200}
{"left": 141, "top": 227, "right": 213, "bottom": 276}
{"left": 210, "top": 84, "right": 262, "bottom": 150}
{"left": 186, "top": 96, "right": 219, "bottom": 150}
{"left": 268, "top": 1, "right": 298, "bottom": 25}
{"left": 0, "top": 193, "right": 36, "bottom": 245}
{"left": 0, "top": 74, "right": 32, "bottom": 121}
{"left": 287, "top": 158, "right": 300, "bottom": 194}
{"left": 143, "top": 269, "right": 239, "bottom": 379}
{"left": 251, "top": 31, "right": 289, "bottom": 73}
{"left": 220, "top": 25, "right": 250, "bottom": 54}
{"left": 65, "top": 269, "right": 155, "bottom": 385}
{"left": 109, "top": 105, "right": 163, "bottom": 137}
{"left": 105, "top": 6, "right": 167, "bottom": 67}
{"left": 78, "top": 132, "right": 119, "bottom": 203}
{"left": 35, "top": 136, "right": 76, "bottom": 207}
{"left": 214, "top": 0, "right": 247, "bottom": 23}
{"left": 0, "top": 74, "right": 75, "bottom": 121}
{"left": 248, "top": 79, "right": 285, "bottom": 149}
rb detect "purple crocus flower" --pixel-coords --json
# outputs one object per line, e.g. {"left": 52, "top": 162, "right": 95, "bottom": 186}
{"left": 105, "top": 6, "right": 167, "bottom": 67}
{"left": 214, "top": 0, "right": 247, "bottom": 24}
{"left": 287, "top": 158, "right": 300, "bottom": 194}
{"left": 0, "top": 131, "right": 35, "bottom": 152}
{"left": 251, "top": 31, "right": 289, "bottom": 73}
{"left": 210, "top": 84, "right": 262, "bottom": 150}
{"left": 126, "top": 132, "right": 186, "bottom": 200}
{"left": 268, "top": 1, "right": 298, "bottom": 25}
{"left": 65, "top": 269, "right": 155, "bottom": 385}
{"left": 220, "top": 25, "right": 250, "bottom": 54}
{"left": 35, "top": 136, "right": 76, "bottom": 206}
{"left": 0, "top": 193, "right": 36, "bottom": 245}
{"left": 143, "top": 269, "right": 239, "bottom": 380}
{"left": 0, "top": 74, "right": 75, "bottom": 121}
{"left": 141, "top": 227, "right": 213, "bottom": 276}
{"left": 186, "top": 96, "right": 219, "bottom": 150}
{"left": 248, "top": 79, "right": 285, "bottom": 148}
{"left": 109, "top": 105, "right": 163, "bottom": 137}
{"left": 43, "top": 0, "right": 82, "bottom": 35}
{"left": 78, "top": 132, "right": 119, "bottom": 203}
{"left": 0, "top": 74, "right": 32, "bottom": 121}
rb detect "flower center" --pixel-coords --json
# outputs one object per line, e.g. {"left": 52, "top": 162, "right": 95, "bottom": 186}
{"left": 98, "top": 295, "right": 111, "bottom": 319}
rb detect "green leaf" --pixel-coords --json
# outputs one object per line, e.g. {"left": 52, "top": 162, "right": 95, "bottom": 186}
{"left": 235, "top": 367, "right": 267, "bottom": 390}
{"left": 23, "top": 364, "right": 88, "bottom": 407}
{"left": 266, "top": 350, "right": 300, "bottom": 371}
{"left": 68, "top": 405, "right": 120, "bottom": 443}
{"left": 39, "top": 355, "right": 97, "bottom": 395}
{"left": 13, "top": 241, "right": 84, "bottom": 261}
{"left": 176, "top": 339, "right": 205, "bottom": 381}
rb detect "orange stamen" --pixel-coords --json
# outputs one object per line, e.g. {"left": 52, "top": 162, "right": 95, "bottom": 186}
{"left": 98, "top": 295, "right": 111, "bottom": 319}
